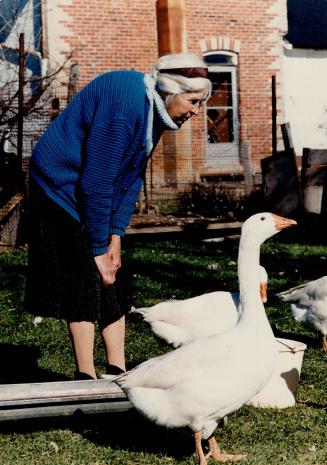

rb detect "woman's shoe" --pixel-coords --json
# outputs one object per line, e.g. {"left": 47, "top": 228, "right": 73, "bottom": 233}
{"left": 74, "top": 371, "right": 96, "bottom": 381}
{"left": 100, "top": 364, "right": 126, "bottom": 380}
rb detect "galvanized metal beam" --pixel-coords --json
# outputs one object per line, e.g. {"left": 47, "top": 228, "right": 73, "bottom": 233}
{"left": 0, "top": 379, "right": 132, "bottom": 421}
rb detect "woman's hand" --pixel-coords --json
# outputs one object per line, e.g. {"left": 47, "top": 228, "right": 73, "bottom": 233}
{"left": 94, "top": 234, "right": 121, "bottom": 286}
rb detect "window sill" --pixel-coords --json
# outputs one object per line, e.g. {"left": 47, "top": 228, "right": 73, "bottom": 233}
{"left": 199, "top": 165, "right": 244, "bottom": 177}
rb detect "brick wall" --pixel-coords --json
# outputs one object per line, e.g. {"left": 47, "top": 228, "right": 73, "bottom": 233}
{"left": 45, "top": 0, "right": 285, "bottom": 197}
{"left": 57, "top": 0, "right": 159, "bottom": 86}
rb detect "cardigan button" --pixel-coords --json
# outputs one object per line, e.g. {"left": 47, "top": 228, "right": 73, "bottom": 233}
{"left": 112, "top": 207, "right": 117, "bottom": 213}
{"left": 121, "top": 187, "right": 128, "bottom": 192}
{"left": 139, "top": 143, "right": 145, "bottom": 149}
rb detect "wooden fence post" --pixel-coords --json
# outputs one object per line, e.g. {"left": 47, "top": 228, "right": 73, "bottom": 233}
{"left": 301, "top": 149, "right": 327, "bottom": 214}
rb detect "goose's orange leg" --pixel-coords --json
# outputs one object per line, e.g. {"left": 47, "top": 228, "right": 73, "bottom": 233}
{"left": 322, "top": 335, "right": 327, "bottom": 353}
{"left": 194, "top": 431, "right": 208, "bottom": 465}
{"left": 206, "top": 435, "right": 246, "bottom": 462}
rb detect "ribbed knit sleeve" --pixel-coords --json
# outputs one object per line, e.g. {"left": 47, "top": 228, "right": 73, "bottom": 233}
{"left": 108, "top": 174, "right": 144, "bottom": 236}
{"left": 79, "top": 117, "right": 133, "bottom": 256}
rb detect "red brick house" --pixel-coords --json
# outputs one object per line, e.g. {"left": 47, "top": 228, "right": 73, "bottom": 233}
{"left": 2, "top": 0, "right": 327, "bottom": 244}
{"left": 5, "top": 0, "right": 327, "bottom": 213}
{"left": 1, "top": 0, "right": 291, "bottom": 216}
{"left": 42, "top": 0, "right": 288, "bottom": 208}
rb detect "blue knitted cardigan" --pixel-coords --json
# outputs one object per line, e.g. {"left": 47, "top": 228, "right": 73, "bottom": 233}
{"left": 30, "top": 70, "right": 177, "bottom": 256}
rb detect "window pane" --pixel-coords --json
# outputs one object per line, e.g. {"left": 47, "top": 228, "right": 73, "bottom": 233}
{"left": 207, "top": 72, "right": 233, "bottom": 107}
{"left": 207, "top": 108, "right": 234, "bottom": 143}
{"left": 204, "top": 54, "right": 233, "bottom": 65}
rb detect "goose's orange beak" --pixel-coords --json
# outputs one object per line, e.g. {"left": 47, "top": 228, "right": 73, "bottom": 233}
{"left": 260, "top": 282, "right": 268, "bottom": 303}
{"left": 272, "top": 214, "right": 297, "bottom": 231}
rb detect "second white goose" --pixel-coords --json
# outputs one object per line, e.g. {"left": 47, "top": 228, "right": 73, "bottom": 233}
{"left": 131, "top": 265, "right": 268, "bottom": 348}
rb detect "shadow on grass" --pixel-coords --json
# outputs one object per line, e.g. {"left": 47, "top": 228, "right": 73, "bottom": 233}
{"left": 298, "top": 400, "right": 327, "bottom": 410}
{"left": 286, "top": 212, "right": 327, "bottom": 246}
{"left": 77, "top": 409, "right": 196, "bottom": 459}
{"left": 270, "top": 325, "right": 322, "bottom": 351}
{"left": 0, "top": 343, "right": 70, "bottom": 384}
{"left": 0, "top": 259, "right": 26, "bottom": 292}
{"left": 0, "top": 408, "right": 197, "bottom": 460}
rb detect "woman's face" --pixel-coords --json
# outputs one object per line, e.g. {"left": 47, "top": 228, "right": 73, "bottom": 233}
{"left": 165, "top": 92, "right": 206, "bottom": 127}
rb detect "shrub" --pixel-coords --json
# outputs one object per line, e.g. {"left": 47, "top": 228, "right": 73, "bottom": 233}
{"left": 178, "top": 183, "right": 242, "bottom": 220}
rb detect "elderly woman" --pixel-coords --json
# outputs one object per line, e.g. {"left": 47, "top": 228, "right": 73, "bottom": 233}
{"left": 25, "top": 52, "right": 212, "bottom": 380}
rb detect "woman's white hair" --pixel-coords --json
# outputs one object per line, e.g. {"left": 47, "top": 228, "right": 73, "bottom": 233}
{"left": 153, "top": 52, "right": 212, "bottom": 99}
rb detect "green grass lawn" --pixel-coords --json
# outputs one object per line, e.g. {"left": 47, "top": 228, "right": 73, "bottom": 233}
{"left": 0, "top": 228, "right": 326, "bottom": 465}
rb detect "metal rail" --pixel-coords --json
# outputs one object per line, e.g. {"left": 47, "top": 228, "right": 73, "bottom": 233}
{"left": 0, "top": 379, "right": 132, "bottom": 421}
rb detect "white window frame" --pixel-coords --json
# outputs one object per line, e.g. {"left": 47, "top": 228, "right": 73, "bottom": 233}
{"left": 204, "top": 52, "right": 240, "bottom": 166}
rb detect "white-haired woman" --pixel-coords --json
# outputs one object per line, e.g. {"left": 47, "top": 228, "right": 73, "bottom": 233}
{"left": 25, "top": 52, "right": 211, "bottom": 380}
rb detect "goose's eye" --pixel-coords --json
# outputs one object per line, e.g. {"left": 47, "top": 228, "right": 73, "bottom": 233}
{"left": 260, "top": 216, "right": 266, "bottom": 221}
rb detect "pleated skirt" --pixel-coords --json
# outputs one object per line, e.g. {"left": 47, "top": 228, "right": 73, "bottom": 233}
{"left": 24, "top": 178, "right": 130, "bottom": 327}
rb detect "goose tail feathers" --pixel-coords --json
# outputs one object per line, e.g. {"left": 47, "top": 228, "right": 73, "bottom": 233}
{"left": 276, "top": 282, "right": 308, "bottom": 301}
{"left": 130, "top": 305, "right": 151, "bottom": 317}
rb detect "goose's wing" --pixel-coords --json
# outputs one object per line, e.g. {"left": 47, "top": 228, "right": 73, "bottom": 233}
{"left": 133, "top": 292, "right": 234, "bottom": 323}
{"left": 152, "top": 292, "right": 239, "bottom": 332}
{"left": 132, "top": 292, "right": 239, "bottom": 346}
{"left": 119, "top": 336, "right": 241, "bottom": 434}
{"left": 304, "top": 276, "right": 327, "bottom": 301}
{"left": 121, "top": 335, "right": 232, "bottom": 390}
{"left": 303, "top": 299, "right": 327, "bottom": 334}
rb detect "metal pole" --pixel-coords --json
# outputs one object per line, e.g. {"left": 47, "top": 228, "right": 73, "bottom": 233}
{"left": 17, "top": 32, "right": 25, "bottom": 170}
{"left": 271, "top": 75, "right": 277, "bottom": 157}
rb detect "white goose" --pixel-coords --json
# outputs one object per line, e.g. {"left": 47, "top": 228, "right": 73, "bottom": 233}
{"left": 277, "top": 276, "right": 327, "bottom": 352}
{"left": 131, "top": 266, "right": 268, "bottom": 348}
{"left": 117, "top": 213, "right": 296, "bottom": 464}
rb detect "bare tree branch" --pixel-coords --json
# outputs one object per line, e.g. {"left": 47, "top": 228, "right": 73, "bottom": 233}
{"left": 0, "top": 0, "right": 74, "bottom": 124}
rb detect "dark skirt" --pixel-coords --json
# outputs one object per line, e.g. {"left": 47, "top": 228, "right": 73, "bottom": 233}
{"left": 24, "top": 178, "right": 130, "bottom": 327}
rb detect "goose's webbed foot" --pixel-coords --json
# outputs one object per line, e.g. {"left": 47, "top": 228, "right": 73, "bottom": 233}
{"left": 206, "top": 435, "right": 246, "bottom": 462}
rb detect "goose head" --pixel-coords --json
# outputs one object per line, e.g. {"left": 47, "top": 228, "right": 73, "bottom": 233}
{"left": 238, "top": 213, "right": 297, "bottom": 303}
{"left": 241, "top": 212, "right": 297, "bottom": 246}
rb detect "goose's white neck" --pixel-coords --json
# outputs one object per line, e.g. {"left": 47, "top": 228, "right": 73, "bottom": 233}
{"left": 237, "top": 230, "right": 270, "bottom": 329}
